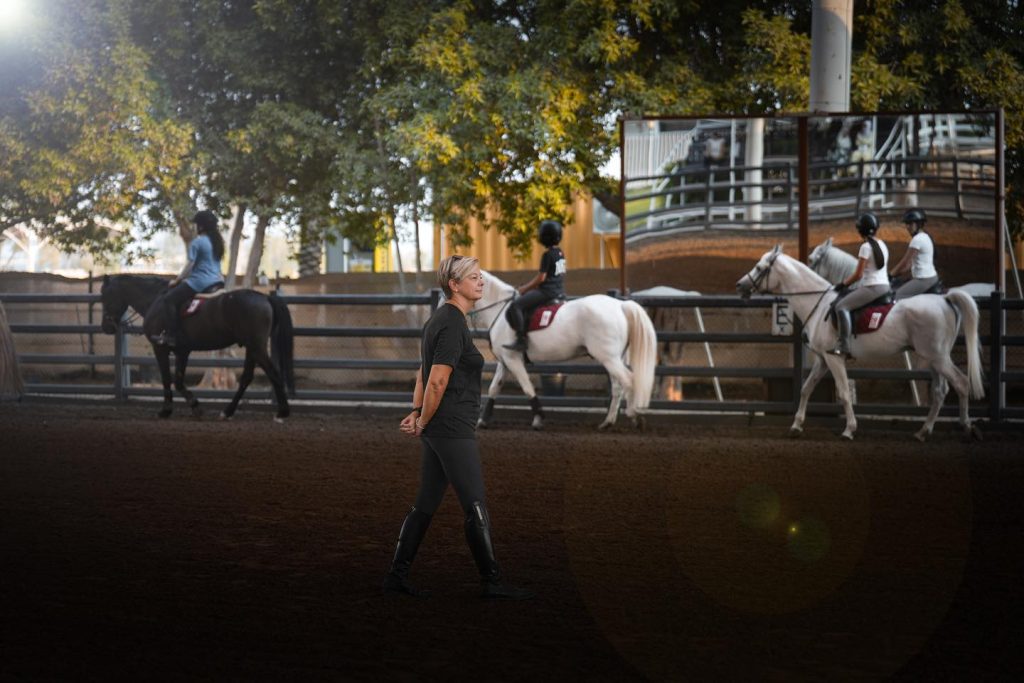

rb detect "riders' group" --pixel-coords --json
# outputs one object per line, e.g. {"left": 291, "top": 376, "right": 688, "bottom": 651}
{"left": 829, "top": 208, "right": 937, "bottom": 357}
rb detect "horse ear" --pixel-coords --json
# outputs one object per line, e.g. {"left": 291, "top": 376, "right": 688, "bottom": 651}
{"left": 772, "top": 244, "right": 783, "bottom": 255}
{"left": 825, "top": 237, "right": 833, "bottom": 248}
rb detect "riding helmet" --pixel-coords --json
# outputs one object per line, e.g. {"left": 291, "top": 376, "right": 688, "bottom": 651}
{"left": 902, "top": 208, "right": 927, "bottom": 226}
{"left": 192, "top": 210, "right": 219, "bottom": 233}
{"left": 538, "top": 219, "right": 563, "bottom": 247}
{"left": 855, "top": 212, "right": 880, "bottom": 237}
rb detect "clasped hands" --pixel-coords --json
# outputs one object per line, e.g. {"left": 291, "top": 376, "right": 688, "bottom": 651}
{"left": 399, "top": 411, "right": 426, "bottom": 437}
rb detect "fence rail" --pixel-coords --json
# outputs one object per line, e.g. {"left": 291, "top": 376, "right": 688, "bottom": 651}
{"left": 2, "top": 290, "right": 1020, "bottom": 423}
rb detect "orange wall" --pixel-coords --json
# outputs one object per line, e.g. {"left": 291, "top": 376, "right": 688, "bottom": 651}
{"left": 434, "top": 193, "right": 613, "bottom": 271}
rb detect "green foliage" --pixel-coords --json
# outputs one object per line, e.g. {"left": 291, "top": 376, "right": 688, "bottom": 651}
{"left": 4, "top": 0, "right": 1024, "bottom": 263}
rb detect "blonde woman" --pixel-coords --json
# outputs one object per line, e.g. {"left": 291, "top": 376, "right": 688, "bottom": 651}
{"left": 385, "top": 255, "right": 534, "bottom": 600}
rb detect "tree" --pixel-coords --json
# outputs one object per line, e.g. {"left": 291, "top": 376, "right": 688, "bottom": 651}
{"left": 0, "top": 0, "right": 194, "bottom": 260}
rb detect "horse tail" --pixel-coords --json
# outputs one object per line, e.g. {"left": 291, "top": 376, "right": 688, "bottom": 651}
{"left": 268, "top": 292, "right": 296, "bottom": 397}
{"left": 945, "top": 288, "right": 985, "bottom": 400}
{"left": 622, "top": 300, "right": 658, "bottom": 411}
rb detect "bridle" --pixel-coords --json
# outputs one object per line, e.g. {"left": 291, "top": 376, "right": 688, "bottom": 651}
{"left": 743, "top": 251, "right": 835, "bottom": 325}
{"left": 742, "top": 250, "right": 781, "bottom": 295}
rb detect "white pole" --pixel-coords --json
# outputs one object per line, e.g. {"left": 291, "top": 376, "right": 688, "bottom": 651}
{"left": 744, "top": 119, "right": 765, "bottom": 227}
{"left": 809, "top": 0, "right": 853, "bottom": 113}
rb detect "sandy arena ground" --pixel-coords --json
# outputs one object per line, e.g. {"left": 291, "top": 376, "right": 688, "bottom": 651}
{"left": 2, "top": 399, "right": 1022, "bottom": 681}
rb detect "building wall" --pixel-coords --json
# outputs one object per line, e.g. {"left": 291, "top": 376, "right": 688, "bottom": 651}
{"left": 434, "top": 192, "right": 617, "bottom": 271}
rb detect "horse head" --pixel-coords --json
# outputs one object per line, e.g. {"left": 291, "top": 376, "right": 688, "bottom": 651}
{"left": 736, "top": 244, "right": 783, "bottom": 298}
{"left": 808, "top": 236, "right": 834, "bottom": 273}
{"left": 99, "top": 275, "right": 129, "bottom": 334}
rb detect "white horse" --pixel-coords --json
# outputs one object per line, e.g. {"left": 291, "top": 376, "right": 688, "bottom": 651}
{"left": 472, "top": 271, "right": 658, "bottom": 430}
{"left": 736, "top": 246, "right": 984, "bottom": 441}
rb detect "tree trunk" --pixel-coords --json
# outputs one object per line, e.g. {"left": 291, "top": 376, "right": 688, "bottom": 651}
{"left": 225, "top": 203, "right": 247, "bottom": 289}
{"left": 389, "top": 209, "right": 407, "bottom": 292}
{"left": 298, "top": 218, "right": 322, "bottom": 277}
{"left": 0, "top": 302, "right": 24, "bottom": 400}
{"left": 244, "top": 213, "right": 270, "bottom": 288}
{"left": 412, "top": 197, "right": 422, "bottom": 273}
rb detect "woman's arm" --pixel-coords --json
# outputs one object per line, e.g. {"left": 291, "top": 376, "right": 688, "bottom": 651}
{"left": 412, "top": 363, "right": 453, "bottom": 435}
{"left": 399, "top": 366, "right": 426, "bottom": 435}
{"left": 518, "top": 271, "right": 547, "bottom": 295}
{"left": 169, "top": 261, "right": 194, "bottom": 287}
{"left": 842, "top": 258, "right": 868, "bottom": 287}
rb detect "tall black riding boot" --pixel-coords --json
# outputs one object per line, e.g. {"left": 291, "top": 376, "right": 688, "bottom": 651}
{"left": 464, "top": 501, "right": 534, "bottom": 600}
{"left": 383, "top": 506, "right": 432, "bottom": 597}
{"left": 831, "top": 309, "right": 853, "bottom": 357}
{"left": 502, "top": 306, "right": 529, "bottom": 352}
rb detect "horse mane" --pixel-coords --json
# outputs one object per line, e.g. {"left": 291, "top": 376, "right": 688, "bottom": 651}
{"left": 809, "top": 241, "right": 857, "bottom": 284}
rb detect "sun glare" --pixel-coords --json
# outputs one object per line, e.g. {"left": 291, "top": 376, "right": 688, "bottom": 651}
{"left": 0, "top": 0, "right": 26, "bottom": 29}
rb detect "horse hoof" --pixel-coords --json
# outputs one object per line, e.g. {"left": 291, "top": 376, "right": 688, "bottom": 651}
{"left": 220, "top": 411, "right": 232, "bottom": 421}
{"left": 840, "top": 432, "right": 854, "bottom": 441}
{"left": 631, "top": 416, "right": 646, "bottom": 431}
{"left": 476, "top": 419, "right": 488, "bottom": 430}
{"left": 969, "top": 424, "right": 983, "bottom": 441}
{"left": 789, "top": 427, "right": 803, "bottom": 439}
{"left": 914, "top": 430, "right": 929, "bottom": 443}
{"left": 531, "top": 418, "right": 543, "bottom": 431}
{"left": 274, "top": 416, "right": 285, "bottom": 424}
{"left": 158, "top": 408, "right": 172, "bottom": 419}
{"left": 597, "top": 421, "right": 611, "bottom": 432}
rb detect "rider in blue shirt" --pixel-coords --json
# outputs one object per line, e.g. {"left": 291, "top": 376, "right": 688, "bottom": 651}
{"left": 503, "top": 220, "right": 566, "bottom": 353}
{"left": 149, "top": 210, "right": 226, "bottom": 347}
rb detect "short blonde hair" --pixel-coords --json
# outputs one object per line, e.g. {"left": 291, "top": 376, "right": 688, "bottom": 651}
{"left": 438, "top": 254, "right": 480, "bottom": 298}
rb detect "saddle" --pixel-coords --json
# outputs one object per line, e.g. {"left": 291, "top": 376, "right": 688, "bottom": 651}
{"left": 527, "top": 299, "right": 566, "bottom": 332}
{"left": 182, "top": 282, "right": 226, "bottom": 317}
{"left": 829, "top": 290, "right": 895, "bottom": 336}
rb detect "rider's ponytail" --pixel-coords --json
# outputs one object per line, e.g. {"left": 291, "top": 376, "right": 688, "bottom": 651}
{"left": 867, "top": 237, "right": 884, "bottom": 270}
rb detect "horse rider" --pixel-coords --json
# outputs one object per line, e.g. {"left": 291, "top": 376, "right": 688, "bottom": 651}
{"left": 889, "top": 208, "right": 939, "bottom": 300}
{"left": 148, "top": 210, "right": 226, "bottom": 347}
{"left": 503, "top": 219, "right": 567, "bottom": 353}
{"left": 831, "top": 212, "right": 889, "bottom": 357}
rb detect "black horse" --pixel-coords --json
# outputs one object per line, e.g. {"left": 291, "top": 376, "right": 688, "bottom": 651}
{"left": 100, "top": 275, "right": 295, "bottom": 420}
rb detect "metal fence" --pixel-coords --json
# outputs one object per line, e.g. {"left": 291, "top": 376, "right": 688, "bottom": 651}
{"left": 1, "top": 290, "right": 1021, "bottom": 423}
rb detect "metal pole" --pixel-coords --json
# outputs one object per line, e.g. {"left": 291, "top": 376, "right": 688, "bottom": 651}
{"left": 798, "top": 117, "right": 810, "bottom": 261}
{"left": 87, "top": 271, "right": 96, "bottom": 379}
{"left": 988, "top": 291, "right": 1002, "bottom": 424}
{"left": 619, "top": 118, "right": 627, "bottom": 295}
{"left": 809, "top": 0, "right": 853, "bottom": 113}
{"left": 792, "top": 320, "right": 804, "bottom": 414}
{"left": 113, "top": 318, "right": 127, "bottom": 401}
{"left": 996, "top": 108, "right": 1006, "bottom": 292}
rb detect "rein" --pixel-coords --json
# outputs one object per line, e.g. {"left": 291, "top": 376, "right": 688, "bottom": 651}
{"left": 469, "top": 292, "right": 515, "bottom": 346}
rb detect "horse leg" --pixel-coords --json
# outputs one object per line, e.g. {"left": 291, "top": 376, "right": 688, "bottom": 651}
{"left": 501, "top": 356, "right": 542, "bottom": 429}
{"left": 823, "top": 355, "right": 857, "bottom": 440}
{"left": 915, "top": 368, "right": 947, "bottom": 442}
{"left": 221, "top": 353, "right": 257, "bottom": 420}
{"left": 173, "top": 351, "right": 202, "bottom": 417}
{"left": 251, "top": 345, "right": 290, "bottom": 421}
{"left": 790, "top": 354, "right": 829, "bottom": 438}
{"left": 595, "top": 356, "right": 632, "bottom": 430}
{"left": 478, "top": 362, "right": 506, "bottom": 429}
{"left": 154, "top": 346, "right": 174, "bottom": 418}
{"left": 932, "top": 356, "right": 979, "bottom": 440}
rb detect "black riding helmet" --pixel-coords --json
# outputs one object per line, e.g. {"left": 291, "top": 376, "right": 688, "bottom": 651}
{"left": 902, "top": 208, "right": 927, "bottom": 227}
{"left": 538, "top": 219, "right": 563, "bottom": 247}
{"left": 855, "top": 212, "right": 879, "bottom": 238}
{"left": 193, "top": 210, "right": 219, "bottom": 233}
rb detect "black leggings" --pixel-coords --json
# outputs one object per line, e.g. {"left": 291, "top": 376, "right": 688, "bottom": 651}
{"left": 158, "top": 282, "right": 196, "bottom": 338}
{"left": 414, "top": 437, "right": 487, "bottom": 515}
{"left": 506, "top": 289, "right": 551, "bottom": 335}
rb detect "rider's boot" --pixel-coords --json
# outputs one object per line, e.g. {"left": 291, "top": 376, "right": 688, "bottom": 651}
{"left": 831, "top": 309, "right": 853, "bottom": 358}
{"left": 502, "top": 305, "right": 529, "bottom": 353}
{"left": 383, "top": 506, "right": 432, "bottom": 597}
{"left": 464, "top": 501, "right": 534, "bottom": 600}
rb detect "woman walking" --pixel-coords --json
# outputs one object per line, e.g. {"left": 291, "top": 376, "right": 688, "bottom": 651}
{"left": 385, "top": 255, "right": 534, "bottom": 600}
